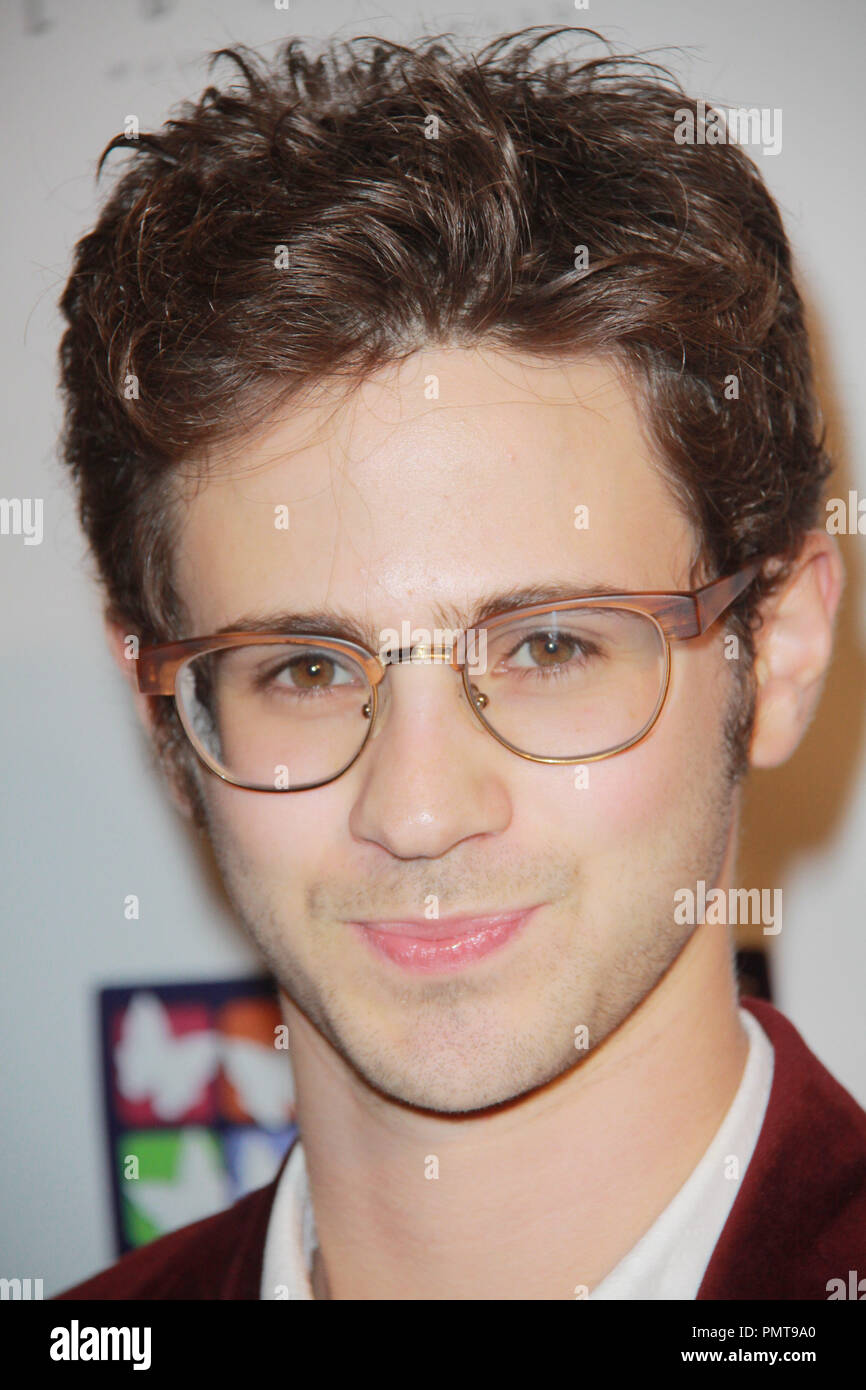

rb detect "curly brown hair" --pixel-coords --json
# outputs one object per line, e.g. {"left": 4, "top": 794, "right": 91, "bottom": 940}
{"left": 57, "top": 25, "right": 832, "bottom": 808}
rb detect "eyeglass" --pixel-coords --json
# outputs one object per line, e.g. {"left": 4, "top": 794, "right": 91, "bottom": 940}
{"left": 136, "top": 561, "right": 762, "bottom": 792}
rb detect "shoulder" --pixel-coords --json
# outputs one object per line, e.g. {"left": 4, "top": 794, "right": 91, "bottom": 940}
{"left": 699, "top": 998, "right": 866, "bottom": 1299}
{"left": 53, "top": 1174, "right": 279, "bottom": 1301}
{"left": 740, "top": 997, "right": 866, "bottom": 1187}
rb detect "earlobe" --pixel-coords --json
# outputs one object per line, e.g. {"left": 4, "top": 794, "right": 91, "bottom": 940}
{"left": 104, "top": 613, "right": 155, "bottom": 720}
{"left": 749, "top": 675, "right": 802, "bottom": 768}
{"left": 748, "top": 531, "right": 845, "bottom": 769}
{"left": 104, "top": 614, "right": 140, "bottom": 683}
{"left": 103, "top": 609, "right": 163, "bottom": 746}
{"left": 103, "top": 610, "right": 200, "bottom": 824}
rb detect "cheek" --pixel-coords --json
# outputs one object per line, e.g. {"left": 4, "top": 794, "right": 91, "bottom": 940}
{"left": 202, "top": 778, "right": 347, "bottom": 881}
{"left": 522, "top": 650, "right": 724, "bottom": 851}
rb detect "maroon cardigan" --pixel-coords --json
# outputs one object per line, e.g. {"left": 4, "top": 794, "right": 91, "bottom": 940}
{"left": 55, "top": 998, "right": 866, "bottom": 1300}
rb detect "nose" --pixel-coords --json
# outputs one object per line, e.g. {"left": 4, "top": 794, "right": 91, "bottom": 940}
{"left": 347, "top": 660, "right": 514, "bottom": 859}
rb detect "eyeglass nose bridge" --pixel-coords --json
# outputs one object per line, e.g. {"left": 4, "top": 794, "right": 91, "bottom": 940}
{"left": 382, "top": 642, "right": 461, "bottom": 665}
{"left": 362, "top": 640, "right": 490, "bottom": 724}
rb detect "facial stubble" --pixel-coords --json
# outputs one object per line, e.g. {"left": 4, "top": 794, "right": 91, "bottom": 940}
{"left": 192, "top": 664, "right": 749, "bottom": 1115}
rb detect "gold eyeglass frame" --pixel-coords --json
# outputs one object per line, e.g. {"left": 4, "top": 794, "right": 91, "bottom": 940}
{"left": 136, "top": 560, "right": 763, "bottom": 791}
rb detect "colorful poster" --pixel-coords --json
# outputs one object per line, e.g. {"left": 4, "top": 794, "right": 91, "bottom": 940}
{"left": 99, "top": 977, "right": 296, "bottom": 1255}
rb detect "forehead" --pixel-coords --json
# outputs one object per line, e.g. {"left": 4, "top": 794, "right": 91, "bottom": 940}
{"left": 173, "top": 348, "right": 696, "bottom": 635}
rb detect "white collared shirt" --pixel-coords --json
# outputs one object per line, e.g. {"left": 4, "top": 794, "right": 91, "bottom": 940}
{"left": 260, "top": 1005, "right": 774, "bottom": 1300}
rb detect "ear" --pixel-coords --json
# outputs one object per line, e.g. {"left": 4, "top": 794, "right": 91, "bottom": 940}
{"left": 103, "top": 612, "right": 199, "bottom": 823}
{"left": 748, "top": 530, "right": 845, "bottom": 769}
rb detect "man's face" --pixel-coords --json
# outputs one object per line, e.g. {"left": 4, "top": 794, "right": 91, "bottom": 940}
{"left": 172, "top": 349, "right": 739, "bottom": 1112}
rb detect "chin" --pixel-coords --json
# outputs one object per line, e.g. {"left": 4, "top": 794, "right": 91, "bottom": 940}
{"left": 349, "top": 1042, "right": 579, "bottom": 1116}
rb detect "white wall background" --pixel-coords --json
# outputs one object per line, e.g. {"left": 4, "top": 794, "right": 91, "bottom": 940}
{"left": 1, "top": 0, "right": 864, "bottom": 1296}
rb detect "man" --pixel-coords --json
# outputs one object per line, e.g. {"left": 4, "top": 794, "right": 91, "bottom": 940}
{"left": 54, "top": 26, "right": 865, "bottom": 1300}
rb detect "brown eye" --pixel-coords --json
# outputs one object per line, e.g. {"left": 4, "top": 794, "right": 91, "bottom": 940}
{"left": 280, "top": 655, "right": 337, "bottom": 689}
{"left": 524, "top": 633, "right": 579, "bottom": 668}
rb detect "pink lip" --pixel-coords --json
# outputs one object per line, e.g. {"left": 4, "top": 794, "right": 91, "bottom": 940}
{"left": 350, "top": 907, "right": 540, "bottom": 974}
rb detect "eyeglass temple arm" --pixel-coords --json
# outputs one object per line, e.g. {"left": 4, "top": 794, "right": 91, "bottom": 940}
{"left": 693, "top": 559, "right": 763, "bottom": 634}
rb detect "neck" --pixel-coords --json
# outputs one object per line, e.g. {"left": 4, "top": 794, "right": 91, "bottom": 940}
{"left": 282, "top": 918, "right": 748, "bottom": 1300}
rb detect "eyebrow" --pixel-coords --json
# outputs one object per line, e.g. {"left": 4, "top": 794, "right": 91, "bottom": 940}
{"left": 213, "top": 581, "right": 627, "bottom": 648}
